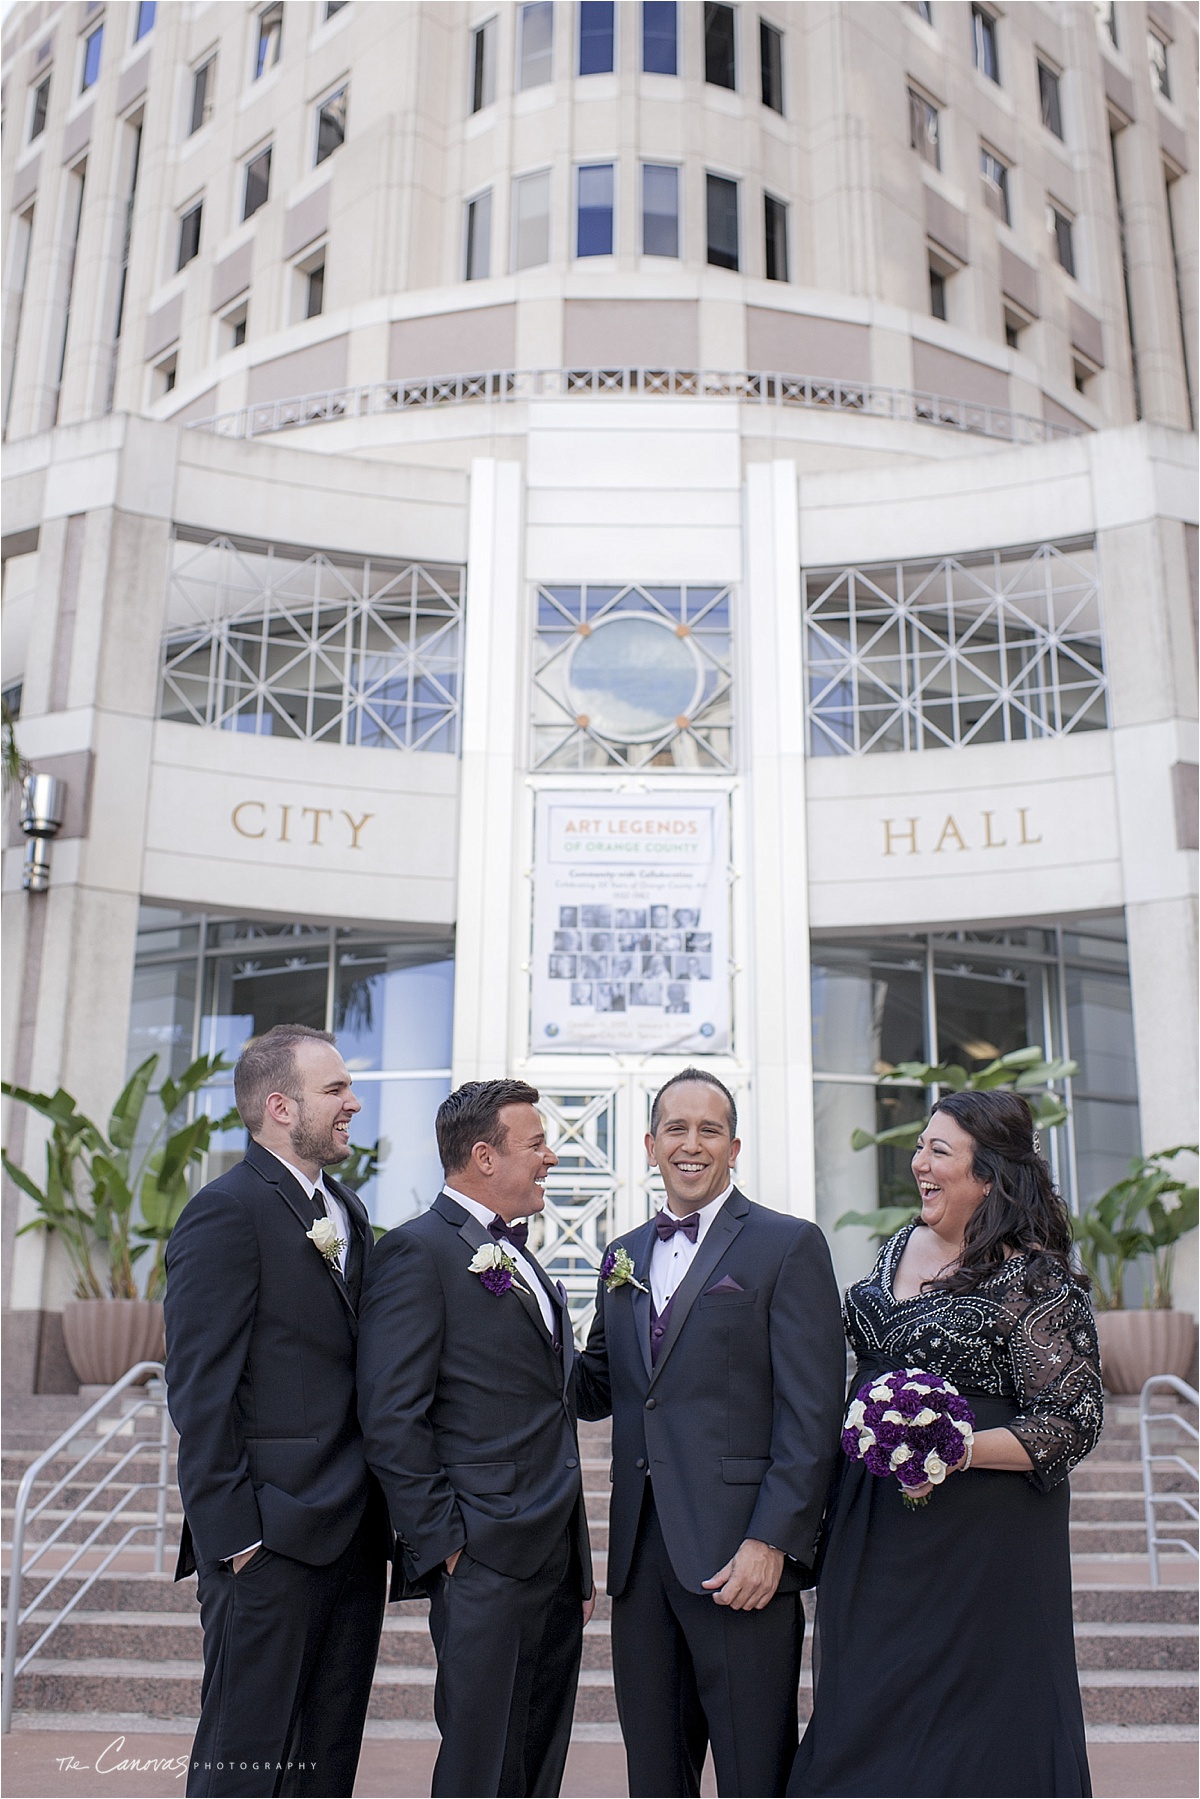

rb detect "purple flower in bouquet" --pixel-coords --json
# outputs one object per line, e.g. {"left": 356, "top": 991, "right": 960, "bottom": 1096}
{"left": 842, "top": 1368, "right": 974, "bottom": 1508}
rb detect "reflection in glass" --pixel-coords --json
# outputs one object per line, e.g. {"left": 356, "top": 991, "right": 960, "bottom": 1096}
{"left": 566, "top": 616, "right": 701, "bottom": 741}
{"left": 934, "top": 955, "right": 1048, "bottom": 1069}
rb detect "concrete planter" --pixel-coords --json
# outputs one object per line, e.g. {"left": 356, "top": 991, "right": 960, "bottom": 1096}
{"left": 61, "top": 1299, "right": 165, "bottom": 1388}
{"left": 1094, "top": 1308, "right": 1197, "bottom": 1397}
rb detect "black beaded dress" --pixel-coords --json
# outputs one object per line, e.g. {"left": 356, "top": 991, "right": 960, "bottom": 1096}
{"left": 788, "top": 1223, "right": 1103, "bottom": 1799}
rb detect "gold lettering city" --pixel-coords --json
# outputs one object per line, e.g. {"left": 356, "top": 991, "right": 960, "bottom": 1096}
{"left": 881, "top": 807, "right": 1042, "bottom": 857}
{"left": 231, "top": 801, "right": 374, "bottom": 849}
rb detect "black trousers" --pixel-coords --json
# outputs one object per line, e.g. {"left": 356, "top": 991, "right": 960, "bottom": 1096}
{"left": 187, "top": 1510, "right": 386, "bottom": 1797}
{"left": 426, "top": 1531, "right": 583, "bottom": 1797}
{"left": 611, "top": 1487, "right": 804, "bottom": 1799}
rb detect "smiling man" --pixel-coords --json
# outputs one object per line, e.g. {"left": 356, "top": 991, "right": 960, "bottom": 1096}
{"left": 164, "top": 1024, "right": 388, "bottom": 1798}
{"left": 357, "top": 1079, "right": 592, "bottom": 1798}
{"left": 576, "top": 1069, "right": 845, "bottom": 1799}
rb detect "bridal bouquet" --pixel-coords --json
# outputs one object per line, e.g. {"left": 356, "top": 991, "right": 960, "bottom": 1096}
{"left": 842, "top": 1368, "right": 975, "bottom": 1508}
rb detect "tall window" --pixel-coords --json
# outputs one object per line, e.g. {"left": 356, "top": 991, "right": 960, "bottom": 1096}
{"left": 29, "top": 75, "right": 50, "bottom": 141}
{"left": 471, "top": 16, "right": 496, "bottom": 111}
{"left": 579, "top": 1, "right": 615, "bottom": 74}
{"left": 304, "top": 260, "right": 325, "bottom": 318}
{"left": 577, "top": 164, "right": 614, "bottom": 257}
{"left": 929, "top": 263, "right": 947, "bottom": 319}
{"left": 242, "top": 148, "right": 272, "bottom": 221}
{"left": 980, "top": 147, "right": 1010, "bottom": 224}
{"left": 3, "top": 206, "right": 35, "bottom": 435}
{"left": 1048, "top": 202, "right": 1075, "bottom": 277}
{"left": 909, "top": 0, "right": 933, "bottom": 20}
{"left": 519, "top": 1, "right": 554, "bottom": 88}
{"left": 642, "top": 163, "right": 679, "bottom": 257}
{"left": 315, "top": 87, "right": 347, "bottom": 163}
{"left": 1092, "top": 2, "right": 1116, "bottom": 48}
{"left": 190, "top": 58, "right": 215, "bottom": 134}
{"left": 135, "top": 3, "right": 156, "bottom": 42}
{"left": 764, "top": 192, "right": 788, "bottom": 281}
{"left": 81, "top": 23, "right": 103, "bottom": 91}
{"left": 759, "top": 19, "right": 783, "bottom": 112}
{"left": 706, "top": 173, "right": 739, "bottom": 270}
{"left": 255, "top": 3, "right": 283, "bottom": 80}
{"left": 52, "top": 162, "right": 86, "bottom": 427}
{"left": 908, "top": 87, "right": 939, "bottom": 168}
{"left": 1038, "top": 60, "right": 1063, "bottom": 138}
{"left": 513, "top": 169, "right": 551, "bottom": 269}
{"left": 704, "top": 3, "right": 736, "bottom": 89}
{"left": 465, "top": 190, "right": 492, "bottom": 279}
{"left": 177, "top": 201, "right": 203, "bottom": 270}
{"left": 1147, "top": 29, "right": 1170, "bottom": 99}
{"left": 642, "top": 0, "right": 677, "bottom": 73}
{"left": 971, "top": 5, "right": 998, "bottom": 83}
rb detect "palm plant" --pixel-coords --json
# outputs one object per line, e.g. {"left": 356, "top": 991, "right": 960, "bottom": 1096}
{"left": 1072, "top": 1146, "right": 1199, "bottom": 1310}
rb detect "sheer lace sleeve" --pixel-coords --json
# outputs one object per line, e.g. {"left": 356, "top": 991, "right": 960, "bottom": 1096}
{"left": 1001, "top": 1277, "right": 1104, "bottom": 1491}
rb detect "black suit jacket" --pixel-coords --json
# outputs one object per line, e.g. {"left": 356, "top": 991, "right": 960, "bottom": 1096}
{"left": 164, "top": 1140, "right": 377, "bottom": 1578}
{"left": 575, "top": 1189, "right": 845, "bottom": 1596}
{"left": 357, "top": 1191, "right": 592, "bottom": 1595}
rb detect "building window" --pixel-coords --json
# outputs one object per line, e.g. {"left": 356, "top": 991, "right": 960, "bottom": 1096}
{"left": 190, "top": 58, "right": 215, "bottom": 134}
{"left": 1004, "top": 314, "right": 1021, "bottom": 349}
{"left": 576, "top": 163, "right": 614, "bottom": 257}
{"left": 909, "top": 1, "right": 933, "bottom": 20}
{"left": 519, "top": 1, "right": 554, "bottom": 89}
{"left": 471, "top": 16, "right": 497, "bottom": 111}
{"left": 579, "top": 1, "right": 615, "bottom": 75}
{"left": 177, "top": 202, "right": 203, "bottom": 270}
{"left": 705, "top": 3, "right": 736, "bottom": 89}
{"left": 128, "top": 907, "right": 455, "bottom": 1231}
{"left": 325, "top": 1, "right": 348, "bottom": 16}
{"left": 810, "top": 918, "right": 1140, "bottom": 1283}
{"left": 153, "top": 351, "right": 177, "bottom": 397}
{"left": 1093, "top": 2, "right": 1116, "bottom": 49}
{"left": 706, "top": 172, "right": 739, "bottom": 270}
{"left": 135, "top": 3, "right": 156, "bottom": 42}
{"left": 513, "top": 169, "right": 551, "bottom": 269}
{"left": 465, "top": 190, "right": 492, "bottom": 279}
{"left": 315, "top": 86, "right": 347, "bottom": 163}
{"left": 81, "top": 23, "right": 103, "bottom": 92}
{"left": 160, "top": 530, "right": 466, "bottom": 755}
{"left": 908, "top": 87, "right": 940, "bottom": 169}
{"left": 1038, "top": 60, "right": 1063, "bottom": 139}
{"left": 1048, "top": 202, "right": 1075, "bottom": 277}
{"left": 980, "top": 146, "right": 1010, "bottom": 224}
{"left": 760, "top": 19, "right": 783, "bottom": 113}
{"left": 971, "top": 5, "right": 999, "bottom": 83}
{"left": 221, "top": 302, "right": 248, "bottom": 350}
{"left": 255, "top": 3, "right": 283, "bottom": 80}
{"left": 29, "top": 75, "right": 50, "bottom": 141}
{"left": 642, "top": 162, "right": 679, "bottom": 256}
{"left": 1147, "top": 29, "right": 1170, "bottom": 99}
{"left": 802, "top": 537, "right": 1106, "bottom": 756}
{"left": 532, "top": 583, "right": 733, "bottom": 771}
{"left": 304, "top": 260, "right": 325, "bottom": 318}
{"left": 242, "top": 148, "right": 272, "bottom": 222}
{"left": 642, "top": 0, "right": 677, "bottom": 73}
{"left": 764, "top": 192, "right": 788, "bottom": 280}
{"left": 929, "top": 263, "right": 947, "bottom": 319}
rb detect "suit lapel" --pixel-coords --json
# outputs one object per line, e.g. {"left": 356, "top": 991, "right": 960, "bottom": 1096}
{"left": 627, "top": 1217, "right": 658, "bottom": 1381}
{"left": 647, "top": 1190, "right": 750, "bottom": 1388}
{"left": 246, "top": 1142, "right": 360, "bottom": 1328}
{"left": 555, "top": 1280, "right": 574, "bottom": 1394}
{"left": 442, "top": 1192, "right": 558, "bottom": 1357}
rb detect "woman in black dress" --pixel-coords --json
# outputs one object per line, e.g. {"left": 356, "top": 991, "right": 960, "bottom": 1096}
{"left": 789, "top": 1089, "right": 1102, "bottom": 1799}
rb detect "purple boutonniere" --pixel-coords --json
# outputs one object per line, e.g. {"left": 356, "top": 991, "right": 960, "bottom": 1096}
{"left": 600, "top": 1245, "right": 649, "bottom": 1293}
{"left": 468, "top": 1241, "right": 530, "bottom": 1296}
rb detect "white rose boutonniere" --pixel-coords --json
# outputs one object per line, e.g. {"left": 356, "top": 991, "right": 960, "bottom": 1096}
{"left": 467, "top": 1241, "right": 530, "bottom": 1296}
{"left": 307, "top": 1216, "right": 345, "bottom": 1265}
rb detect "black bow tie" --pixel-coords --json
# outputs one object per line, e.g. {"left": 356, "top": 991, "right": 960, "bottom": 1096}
{"left": 656, "top": 1210, "right": 700, "bottom": 1243}
{"left": 490, "top": 1217, "right": 529, "bottom": 1250}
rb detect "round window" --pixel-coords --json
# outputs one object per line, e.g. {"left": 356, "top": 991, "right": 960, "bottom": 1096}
{"left": 564, "top": 615, "right": 703, "bottom": 743}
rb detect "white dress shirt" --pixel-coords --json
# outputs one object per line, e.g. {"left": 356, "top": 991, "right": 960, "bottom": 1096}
{"left": 444, "top": 1185, "right": 557, "bottom": 1337}
{"left": 263, "top": 1146, "right": 350, "bottom": 1275}
{"left": 649, "top": 1182, "right": 735, "bottom": 1315}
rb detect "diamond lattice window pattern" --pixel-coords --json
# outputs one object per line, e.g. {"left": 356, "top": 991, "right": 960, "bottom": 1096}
{"left": 160, "top": 529, "right": 464, "bottom": 754}
{"left": 532, "top": 583, "right": 733, "bottom": 771}
{"left": 803, "top": 538, "right": 1106, "bottom": 756}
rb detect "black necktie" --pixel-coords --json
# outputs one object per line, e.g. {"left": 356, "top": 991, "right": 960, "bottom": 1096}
{"left": 656, "top": 1210, "right": 700, "bottom": 1243}
{"left": 490, "top": 1216, "right": 529, "bottom": 1250}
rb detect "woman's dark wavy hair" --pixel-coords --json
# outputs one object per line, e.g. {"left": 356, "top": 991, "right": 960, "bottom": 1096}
{"left": 921, "top": 1088, "right": 1084, "bottom": 1298}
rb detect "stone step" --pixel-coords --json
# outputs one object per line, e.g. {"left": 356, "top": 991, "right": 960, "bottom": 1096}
{"left": 1070, "top": 1521, "right": 1196, "bottom": 1554}
{"left": 1072, "top": 1584, "right": 1198, "bottom": 1625}
{"left": 1071, "top": 1462, "right": 1195, "bottom": 1493}
{"left": 1072, "top": 1494, "right": 1178, "bottom": 1523}
{"left": 1077, "top": 1670, "right": 1197, "bottom": 1726}
{"left": 1073, "top": 1624, "right": 1198, "bottom": 1670}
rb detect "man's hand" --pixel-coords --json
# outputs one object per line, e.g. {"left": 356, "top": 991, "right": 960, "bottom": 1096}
{"left": 445, "top": 1549, "right": 463, "bottom": 1577}
{"left": 701, "top": 1538, "right": 784, "bottom": 1610}
{"left": 582, "top": 1586, "right": 597, "bottom": 1628}
{"left": 230, "top": 1547, "right": 260, "bottom": 1574}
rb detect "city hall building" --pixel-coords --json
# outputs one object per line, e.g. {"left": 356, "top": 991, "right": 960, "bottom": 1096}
{"left": 2, "top": 0, "right": 1196, "bottom": 1393}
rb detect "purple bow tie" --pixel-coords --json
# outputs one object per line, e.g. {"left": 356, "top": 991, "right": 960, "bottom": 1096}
{"left": 490, "top": 1216, "right": 529, "bottom": 1250}
{"left": 656, "top": 1210, "right": 700, "bottom": 1244}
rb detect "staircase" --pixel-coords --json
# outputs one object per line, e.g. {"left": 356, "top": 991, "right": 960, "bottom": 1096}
{"left": 4, "top": 1403, "right": 1196, "bottom": 1742}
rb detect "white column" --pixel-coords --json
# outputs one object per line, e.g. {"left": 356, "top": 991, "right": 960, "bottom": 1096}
{"left": 451, "top": 458, "right": 525, "bottom": 1084}
{"left": 742, "top": 460, "right": 815, "bottom": 1219}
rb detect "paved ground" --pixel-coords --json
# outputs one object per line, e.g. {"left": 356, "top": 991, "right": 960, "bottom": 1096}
{"left": 3, "top": 1729, "right": 1197, "bottom": 1797}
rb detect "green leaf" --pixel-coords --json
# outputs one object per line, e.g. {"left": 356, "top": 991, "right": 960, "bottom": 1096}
{"left": 1, "top": 1149, "right": 48, "bottom": 1209}
{"left": 92, "top": 1155, "right": 133, "bottom": 1214}
{"left": 836, "top": 1204, "right": 921, "bottom": 1237}
{"left": 108, "top": 1057, "right": 158, "bottom": 1151}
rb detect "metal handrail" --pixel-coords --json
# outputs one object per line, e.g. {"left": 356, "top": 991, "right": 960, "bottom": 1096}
{"left": 183, "top": 366, "right": 1084, "bottom": 447}
{"left": 2, "top": 1362, "right": 172, "bottom": 1732}
{"left": 1138, "top": 1373, "right": 1199, "bottom": 1588}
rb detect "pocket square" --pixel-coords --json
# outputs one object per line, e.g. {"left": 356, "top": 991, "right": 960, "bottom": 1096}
{"left": 704, "top": 1275, "right": 744, "bottom": 1295}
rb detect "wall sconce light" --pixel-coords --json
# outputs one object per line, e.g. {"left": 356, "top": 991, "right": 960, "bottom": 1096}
{"left": 21, "top": 774, "right": 66, "bottom": 893}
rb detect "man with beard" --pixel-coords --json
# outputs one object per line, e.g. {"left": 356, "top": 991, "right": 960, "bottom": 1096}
{"left": 164, "top": 1024, "right": 388, "bottom": 1797}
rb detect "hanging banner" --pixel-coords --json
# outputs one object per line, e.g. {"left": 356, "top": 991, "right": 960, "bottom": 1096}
{"left": 531, "top": 792, "right": 731, "bottom": 1054}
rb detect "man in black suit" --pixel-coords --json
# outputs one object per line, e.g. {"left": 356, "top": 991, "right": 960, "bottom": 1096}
{"left": 164, "top": 1024, "right": 388, "bottom": 1798}
{"left": 576, "top": 1069, "right": 845, "bottom": 1798}
{"left": 357, "top": 1079, "right": 592, "bottom": 1798}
